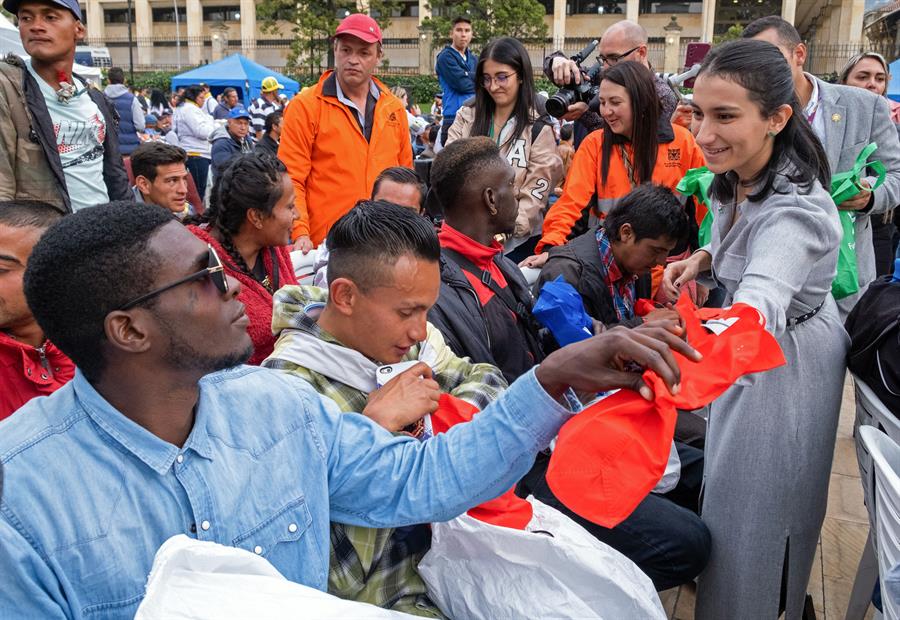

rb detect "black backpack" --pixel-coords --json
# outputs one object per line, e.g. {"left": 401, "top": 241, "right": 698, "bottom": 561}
{"left": 845, "top": 274, "right": 900, "bottom": 414}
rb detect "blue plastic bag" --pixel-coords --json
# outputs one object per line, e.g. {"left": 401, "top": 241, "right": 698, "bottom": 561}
{"left": 533, "top": 277, "right": 594, "bottom": 347}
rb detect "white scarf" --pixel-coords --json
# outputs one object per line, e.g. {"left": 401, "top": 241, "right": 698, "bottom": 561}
{"left": 271, "top": 328, "right": 437, "bottom": 394}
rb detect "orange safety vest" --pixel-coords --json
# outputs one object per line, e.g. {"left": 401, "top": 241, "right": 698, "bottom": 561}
{"left": 536, "top": 124, "right": 706, "bottom": 254}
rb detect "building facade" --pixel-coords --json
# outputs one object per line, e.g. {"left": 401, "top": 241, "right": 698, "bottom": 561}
{"left": 77, "top": 0, "right": 872, "bottom": 75}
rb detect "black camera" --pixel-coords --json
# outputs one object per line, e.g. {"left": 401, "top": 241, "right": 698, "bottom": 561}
{"left": 545, "top": 40, "right": 603, "bottom": 119}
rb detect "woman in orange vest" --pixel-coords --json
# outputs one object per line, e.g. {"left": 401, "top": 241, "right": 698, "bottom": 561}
{"left": 521, "top": 61, "right": 705, "bottom": 269}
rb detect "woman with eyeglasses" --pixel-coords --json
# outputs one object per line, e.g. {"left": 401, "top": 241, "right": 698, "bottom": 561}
{"left": 840, "top": 52, "right": 899, "bottom": 275}
{"left": 521, "top": 61, "right": 705, "bottom": 273}
{"left": 186, "top": 152, "right": 299, "bottom": 365}
{"left": 446, "top": 36, "right": 563, "bottom": 263}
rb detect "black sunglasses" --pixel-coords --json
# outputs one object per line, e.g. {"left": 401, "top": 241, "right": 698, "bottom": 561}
{"left": 118, "top": 244, "right": 228, "bottom": 311}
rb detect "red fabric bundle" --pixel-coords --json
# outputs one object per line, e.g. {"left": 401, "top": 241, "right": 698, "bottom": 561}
{"left": 545, "top": 294, "right": 786, "bottom": 528}
{"left": 431, "top": 394, "right": 534, "bottom": 529}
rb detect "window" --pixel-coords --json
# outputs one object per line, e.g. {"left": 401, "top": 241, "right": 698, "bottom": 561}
{"left": 568, "top": 0, "right": 626, "bottom": 15}
{"left": 103, "top": 8, "right": 131, "bottom": 24}
{"left": 152, "top": 7, "right": 187, "bottom": 22}
{"left": 370, "top": 1, "right": 419, "bottom": 17}
{"left": 638, "top": 0, "right": 703, "bottom": 14}
{"left": 202, "top": 5, "right": 241, "bottom": 22}
{"left": 714, "top": 0, "right": 781, "bottom": 34}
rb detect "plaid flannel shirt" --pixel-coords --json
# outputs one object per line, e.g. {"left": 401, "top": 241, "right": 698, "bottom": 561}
{"left": 595, "top": 227, "right": 638, "bottom": 322}
{"left": 263, "top": 285, "right": 507, "bottom": 617}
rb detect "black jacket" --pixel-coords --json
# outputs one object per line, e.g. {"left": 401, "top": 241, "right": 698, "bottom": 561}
{"left": 846, "top": 275, "right": 900, "bottom": 414}
{"left": 9, "top": 54, "right": 131, "bottom": 212}
{"left": 428, "top": 250, "right": 545, "bottom": 383}
{"left": 535, "top": 226, "right": 651, "bottom": 329}
{"left": 255, "top": 133, "right": 279, "bottom": 158}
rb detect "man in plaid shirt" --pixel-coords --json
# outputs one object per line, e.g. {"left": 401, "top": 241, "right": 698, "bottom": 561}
{"left": 263, "top": 201, "right": 507, "bottom": 616}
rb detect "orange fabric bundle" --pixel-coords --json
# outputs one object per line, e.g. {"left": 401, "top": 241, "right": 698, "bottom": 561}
{"left": 431, "top": 393, "right": 534, "bottom": 529}
{"left": 546, "top": 295, "right": 786, "bottom": 528}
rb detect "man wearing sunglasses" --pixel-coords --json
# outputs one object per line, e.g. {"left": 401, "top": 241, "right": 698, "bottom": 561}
{"left": 542, "top": 20, "right": 682, "bottom": 144}
{"left": 0, "top": 201, "right": 698, "bottom": 618}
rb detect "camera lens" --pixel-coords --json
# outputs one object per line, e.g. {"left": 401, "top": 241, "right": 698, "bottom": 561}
{"left": 546, "top": 90, "right": 575, "bottom": 118}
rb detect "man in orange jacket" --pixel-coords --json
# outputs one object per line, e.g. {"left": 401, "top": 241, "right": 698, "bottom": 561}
{"left": 279, "top": 14, "right": 414, "bottom": 252}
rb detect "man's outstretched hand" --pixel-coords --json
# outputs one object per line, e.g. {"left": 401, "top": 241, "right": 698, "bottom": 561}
{"left": 535, "top": 321, "right": 701, "bottom": 401}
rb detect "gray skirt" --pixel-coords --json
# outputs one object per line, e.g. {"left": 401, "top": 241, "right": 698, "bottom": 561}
{"left": 695, "top": 296, "right": 849, "bottom": 620}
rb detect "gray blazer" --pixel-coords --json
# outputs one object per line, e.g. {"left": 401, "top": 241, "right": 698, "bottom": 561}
{"left": 703, "top": 172, "right": 842, "bottom": 338}
{"left": 814, "top": 77, "right": 900, "bottom": 316}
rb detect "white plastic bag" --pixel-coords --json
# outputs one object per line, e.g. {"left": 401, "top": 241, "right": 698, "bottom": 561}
{"left": 135, "top": 535, "right": 415, "bottom": 620}
{"left": 418, "top": 497, "right": 665, "bottom": 620}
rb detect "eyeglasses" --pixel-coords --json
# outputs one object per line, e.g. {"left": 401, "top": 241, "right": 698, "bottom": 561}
{"left": 118, "top": 245, "right": 228, "bottom": 310}
{"left": 599, "top": 46, "right": 641, "bottom": 66}
{"left": 481, "top": 72, "right": 516, "bottom": 88}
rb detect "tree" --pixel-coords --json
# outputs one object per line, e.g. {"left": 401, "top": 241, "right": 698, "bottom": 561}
{"left": 256, "top": 0, "right": 400, "bottom": 77}
{"left": 419, "top": 0, "right": 549, "bottom": 51}
{"left": 713, "top": 24, "right": 743, "bottom": 45}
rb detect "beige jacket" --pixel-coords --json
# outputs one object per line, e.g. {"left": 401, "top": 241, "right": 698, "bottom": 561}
{"left": 448, "top": 104, "right": 563, "bottom": 240}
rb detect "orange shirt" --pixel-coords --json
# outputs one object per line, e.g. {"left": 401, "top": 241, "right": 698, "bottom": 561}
{"left": 536, "top": 124, "right": 706, "bottom": 253}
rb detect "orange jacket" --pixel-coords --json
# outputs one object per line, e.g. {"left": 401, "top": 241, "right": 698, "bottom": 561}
{"left": 280, "top": 71, "right": 413, "bottom": 245}
{"left": 536, "top": 124, "right": 705, "bottom": 253}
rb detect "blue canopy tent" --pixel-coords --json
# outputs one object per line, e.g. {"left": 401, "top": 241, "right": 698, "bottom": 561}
{"left": 170, "top": 54, "right": 299, "bottom": 107}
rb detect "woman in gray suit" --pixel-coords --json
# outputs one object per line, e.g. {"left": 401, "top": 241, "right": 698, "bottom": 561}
{"left": 662, "top": 40, "right": 849, "bottom": 619}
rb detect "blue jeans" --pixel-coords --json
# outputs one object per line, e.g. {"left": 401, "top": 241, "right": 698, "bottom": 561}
{"left": 517, "top": 443, "right": 711, "bottom": 591}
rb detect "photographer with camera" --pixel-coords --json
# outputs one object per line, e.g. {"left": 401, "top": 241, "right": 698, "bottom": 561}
{"left": 521, "top": 61, "right": 704, "bottom": 268}
{"left": 543, "top": 21, "right": 688, "bottom": 141}
{"left": 446, "top": 37, "right": 563, "bottom": 262}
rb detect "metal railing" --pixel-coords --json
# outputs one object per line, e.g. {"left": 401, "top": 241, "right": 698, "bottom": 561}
{"left": 805, "top": 40, "right": 897, "bottom": 77}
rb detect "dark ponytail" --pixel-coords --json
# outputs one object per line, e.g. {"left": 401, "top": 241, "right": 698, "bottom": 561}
{"left": 179, "top": 84, "right": 205, "bottom": 106}
{"left": 698, "top": 39, "right": 830, "bottom": 203}
{"left": 188, "top": 153, "right": 288, "bottom": 277}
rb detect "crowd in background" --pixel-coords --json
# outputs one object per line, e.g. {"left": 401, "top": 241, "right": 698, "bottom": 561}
{"left": 1, "top": 1, "right": 900, "bottom": 619}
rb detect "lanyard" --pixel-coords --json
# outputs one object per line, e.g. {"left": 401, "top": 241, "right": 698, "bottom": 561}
{"left": 619, "top": 144, "right": 637, "bottom": 188}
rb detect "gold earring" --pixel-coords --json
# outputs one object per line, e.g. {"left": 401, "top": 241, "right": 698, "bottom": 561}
{"left": 767, "top": 131, "right": 778, "bottom": 138}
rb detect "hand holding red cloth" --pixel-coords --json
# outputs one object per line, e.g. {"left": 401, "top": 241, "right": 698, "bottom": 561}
{"left": 545, "top": 294, "right": 786, "bottom": 528}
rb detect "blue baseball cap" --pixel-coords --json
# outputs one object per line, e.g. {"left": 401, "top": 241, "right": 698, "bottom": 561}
{"left": 3, "top": 0, "right": 83, "bottom": 20}
{"left": 227, "top": 106, "right": 251, "bottom": 120}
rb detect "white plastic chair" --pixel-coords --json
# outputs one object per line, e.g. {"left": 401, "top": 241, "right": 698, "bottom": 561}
{"left": 859, "top": 426, "right": 900, "bottom": 620}
{"left": 846, "top": 375, "right": 900, "bottom": 620}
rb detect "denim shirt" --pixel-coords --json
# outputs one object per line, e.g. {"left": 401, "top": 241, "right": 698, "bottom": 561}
{"left": 0, "top": 365, "right": 572, "bottom": 619}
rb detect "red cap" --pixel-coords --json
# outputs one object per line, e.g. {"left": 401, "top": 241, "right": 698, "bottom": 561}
{"left": 334, "top": 13, "right": 382, "bottom": 43}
